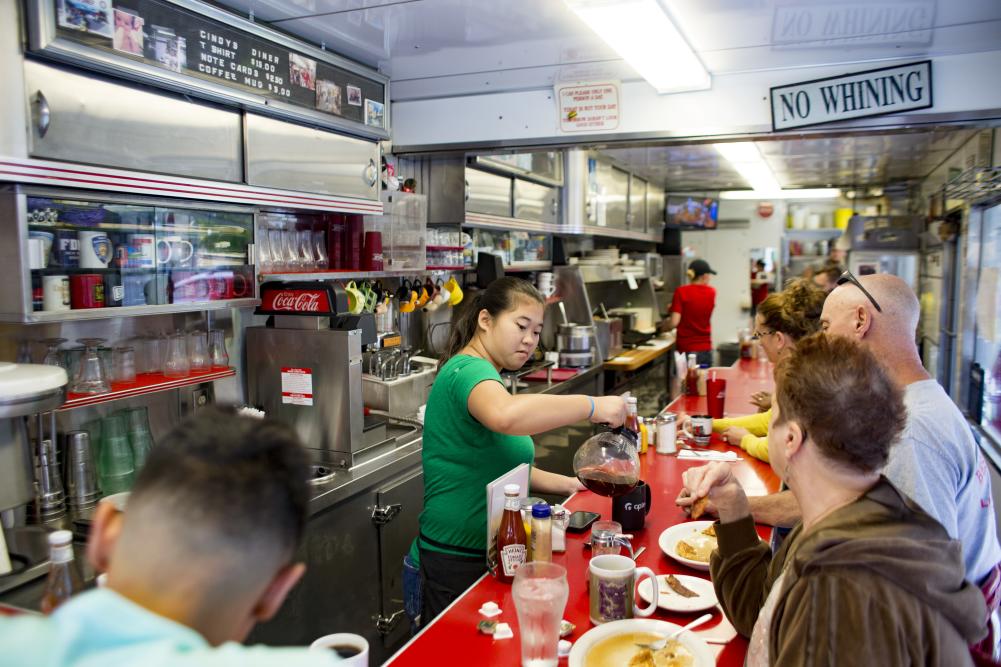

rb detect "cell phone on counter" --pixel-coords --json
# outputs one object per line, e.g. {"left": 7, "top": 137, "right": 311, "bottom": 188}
{"left": 566, "top": 510, "right": 601, "bottom": 533}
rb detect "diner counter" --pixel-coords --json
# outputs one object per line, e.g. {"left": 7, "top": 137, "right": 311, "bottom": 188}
{"left": 386, "top": 358, "right": 778, "bottom": 666}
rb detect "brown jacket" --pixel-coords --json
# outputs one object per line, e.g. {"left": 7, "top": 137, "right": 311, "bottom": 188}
{"left": 711, "top": 477, "right": 987, "bottom": 666}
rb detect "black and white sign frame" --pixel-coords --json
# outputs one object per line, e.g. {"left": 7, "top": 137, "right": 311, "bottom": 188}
{"left": 769, "top": 60, "right": 933, "bottom": 132}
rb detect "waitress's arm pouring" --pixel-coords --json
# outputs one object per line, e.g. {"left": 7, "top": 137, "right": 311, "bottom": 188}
{"left": 467, "top": 379, "right": 627, "bottom": 495}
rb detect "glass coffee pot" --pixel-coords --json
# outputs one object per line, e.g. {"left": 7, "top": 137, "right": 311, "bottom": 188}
{"left": 572, "top": 429, "right": 641, "bottom": 497}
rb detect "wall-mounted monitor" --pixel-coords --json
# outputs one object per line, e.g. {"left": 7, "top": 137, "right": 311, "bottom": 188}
{"left": 666, "top": 194, "right": 718, "bottom": 229}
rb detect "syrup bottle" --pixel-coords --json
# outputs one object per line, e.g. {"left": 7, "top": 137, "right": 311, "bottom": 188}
{"left": 41, "top": 530, "right": 83, "bottom": 614}
{"left": 685, "top": 353, "right": 700, "bottom": 396}
{"left": 496, "top": 484, "right": 527, "bottom": 584}
{"left": 623, "top": 396, "right": 640, "bottom": 448}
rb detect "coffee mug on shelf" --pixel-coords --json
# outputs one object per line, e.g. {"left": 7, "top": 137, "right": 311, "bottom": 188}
{"left": 42, "top": 275, "right": 71, "bottom": 312}
{"left": 156, "top": 237, "right": 194, "bottom": 267}
{"left": 127, "top": 233, "right": 156, "bottom": 269}
{"left": 171, "top": 271, "right": 211, "bottom": 303}
{"left": 29, "top": 230, "right": 53, "bottom": 269}
{"left": 207, "top": 271, "right": 250, "bottom": 300}
{"left": 79, "top": 231, "right": 113, "bottom": 269}
{"left": 588, "top": 554, "right": 658, "bottom": 624}
{"left": 51, "top": 230, "right": 80, "bottom": 268}
{"left": 683, "top": 415, "right": 713, "bottom": 446}
{"left": 69, "top": 274, "right": 105, "bottom": 310}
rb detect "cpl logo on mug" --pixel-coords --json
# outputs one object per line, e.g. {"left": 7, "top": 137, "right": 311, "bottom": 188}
{"left": 623, "top": 501, "right": 646, "bottom": 513}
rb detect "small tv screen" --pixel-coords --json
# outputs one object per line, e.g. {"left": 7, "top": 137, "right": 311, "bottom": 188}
{"left": 666, "top": 195, "right": 718, "bottom": 229}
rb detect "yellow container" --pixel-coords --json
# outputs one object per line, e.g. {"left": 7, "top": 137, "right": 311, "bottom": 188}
{"left": 834, "top": 208, "right": 853, "bottom": 230}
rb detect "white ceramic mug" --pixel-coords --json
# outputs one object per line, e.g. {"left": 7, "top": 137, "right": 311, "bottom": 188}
{"left": 156, "top": 237, "right": 194, "bottom": 267}
{"left": 29, "top": 230, "right": 53, "bottom": 268}
{"left": 79, "top": 231, "right": 113, "bottom": 269}
{"left": 588, "top": 554, "right": 658, "bottom": 624}
{"left": 128, "top": 233, "right": 156, "bottom": 268}
{"left": 309, "top": 633, "right": 369, "bottom": 667}
{"left": 683, "top": 415, "right": 713, "bottom": 446}
{"left": 42, "top": 275, "right": 70, "bottom": 312}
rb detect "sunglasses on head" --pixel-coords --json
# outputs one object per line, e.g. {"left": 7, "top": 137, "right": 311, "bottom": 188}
{"left": 836, "top": 270, "right": 882, "bottom": 312}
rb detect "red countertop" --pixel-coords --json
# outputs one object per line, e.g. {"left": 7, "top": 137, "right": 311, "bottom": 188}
{"left": 386, "top": 358, "right": 778, "bottom": 666}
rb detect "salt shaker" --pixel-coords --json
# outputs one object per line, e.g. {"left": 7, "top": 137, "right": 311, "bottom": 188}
{"left": 655, "top": 412, "right": 678, "bottom": 455}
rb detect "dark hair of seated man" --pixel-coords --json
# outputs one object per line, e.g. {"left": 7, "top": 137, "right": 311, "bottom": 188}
{"left": 87, "top": 406, "right": 311, "bottom": 646}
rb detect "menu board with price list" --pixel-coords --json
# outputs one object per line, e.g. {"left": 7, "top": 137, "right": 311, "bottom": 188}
{"left": 42, "top": 0, "right": 386, "bottom": 133}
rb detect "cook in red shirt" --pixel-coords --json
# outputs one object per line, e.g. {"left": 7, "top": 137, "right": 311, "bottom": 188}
{"left": 750, "top": 259, "right": 771, "bottom": 316}
{"left": 662, "top": 259, "right": 716, "bottom": 366}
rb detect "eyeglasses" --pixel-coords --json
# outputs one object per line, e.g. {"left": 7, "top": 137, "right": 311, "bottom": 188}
{"left": 836, "top": 270, "right": 882, "bottom": 312}
{"left": 751, "top": 329, "right": 776, "bottom": 341}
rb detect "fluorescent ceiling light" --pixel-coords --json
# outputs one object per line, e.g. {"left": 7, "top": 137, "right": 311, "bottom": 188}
{"left": 713, "top": 142, "right": 782, "bottom": 193}
{"left": 564, "top": 0, "right": 710, "bottom": 94}
{"left": 719, "top": 188, "right": 843, "bottom": 200}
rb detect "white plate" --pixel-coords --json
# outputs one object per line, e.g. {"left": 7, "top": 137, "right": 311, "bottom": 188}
{"left": 658, "top": 521, "right": 717, "bottom": 572}
{"left": 637, "top": 574, "right": 718, "bottom": 613}
{"left": 568, "top": 618, "right": 715, "bottom": 667}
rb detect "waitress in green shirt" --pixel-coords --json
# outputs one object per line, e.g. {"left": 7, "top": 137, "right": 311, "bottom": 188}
{"left": 411, "top": 277, "right": 627, "bottom": 623}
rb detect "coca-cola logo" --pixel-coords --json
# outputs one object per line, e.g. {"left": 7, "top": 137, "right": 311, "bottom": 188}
{"left": 266, "top": 290, "right": 328, "bottom": 312}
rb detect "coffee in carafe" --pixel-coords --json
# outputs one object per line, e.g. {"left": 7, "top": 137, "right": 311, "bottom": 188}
{"left": 573, "top": 430, "right": 640, "bottom": 498}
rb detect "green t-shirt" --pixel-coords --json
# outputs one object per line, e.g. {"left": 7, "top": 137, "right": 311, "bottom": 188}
{"left": 411, "top": 355, "right": 535, "bottom": 562}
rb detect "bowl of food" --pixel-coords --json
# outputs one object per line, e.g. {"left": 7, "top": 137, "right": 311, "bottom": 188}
{"left": 657, "top": 521, "right": 717, "bottom": 571}
{"left": 568, "top": 618, "right": 713, "bottom": 667}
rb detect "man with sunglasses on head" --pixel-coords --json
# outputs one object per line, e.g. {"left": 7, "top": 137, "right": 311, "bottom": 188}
{"left": 739, "top": 271, "right": 1001, "bottom": 656}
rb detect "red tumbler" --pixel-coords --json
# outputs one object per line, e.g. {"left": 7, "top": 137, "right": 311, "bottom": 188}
{"left": 707, "top": 374, "right": 726, "bottom": 419}
{"left": 362, "top": 231, "right": 384, "bottom": 271}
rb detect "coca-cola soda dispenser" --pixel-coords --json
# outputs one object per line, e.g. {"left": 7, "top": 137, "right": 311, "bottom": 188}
{"left": 247, "top": 282, "right": 376, "bottom": 468}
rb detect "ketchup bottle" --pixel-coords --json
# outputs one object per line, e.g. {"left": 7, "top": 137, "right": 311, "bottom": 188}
{"left": 496, "top": 483, "right": 527, "bottom": 583}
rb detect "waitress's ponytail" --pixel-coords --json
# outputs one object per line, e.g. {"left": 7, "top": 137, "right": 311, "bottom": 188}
{"left": 439, "top": 291, "right": 485, "bottom": 369}
{"left": 437, "top": 277, "right": 544, "bottom": 370}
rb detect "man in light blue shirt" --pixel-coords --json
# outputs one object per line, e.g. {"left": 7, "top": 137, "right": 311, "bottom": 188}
{"left": 0, "top": 407, "right": 340, "bottom": 666}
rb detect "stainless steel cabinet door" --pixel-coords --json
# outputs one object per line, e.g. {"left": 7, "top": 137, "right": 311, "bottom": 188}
{"left": 599, "top": 163, "right": 630, "bottom": 230}
{"left": 647, "top": 184, "right": 666, "bottom": 229}
{"left": 514, "top": 179, "right": 558, "bottom": 224}
{"left": 245, "top": 114, "right": 379, "bottom": 200}
{"left": 465, "top": 168, "right": 512, "bottom": 217}
{"left": 24, "top": 61, "right": 243, "bottom": 182}
{"left": 630, "top": 176, "right": 647, "bottom": 231}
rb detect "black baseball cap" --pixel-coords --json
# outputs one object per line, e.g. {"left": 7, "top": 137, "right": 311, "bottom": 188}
{"left": 689, "top": 259, "right": 717, "bottom": 276}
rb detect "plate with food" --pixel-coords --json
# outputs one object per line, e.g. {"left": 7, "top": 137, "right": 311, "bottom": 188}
{"left": 637, "top": 574, "right": 718, "bottom": 613}
{"left": 658, "top": 521, "right": 717, "bottom": 571}
{"left": 568, "top": 618, "right": 714, "bottom": 667}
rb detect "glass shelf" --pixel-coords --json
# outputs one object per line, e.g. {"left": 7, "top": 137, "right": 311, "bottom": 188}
{"left": 60, "top": 367, "right": 235, "bottom": 411}
{"left": 26, "top": 196, "right": 254, "bottom": 318}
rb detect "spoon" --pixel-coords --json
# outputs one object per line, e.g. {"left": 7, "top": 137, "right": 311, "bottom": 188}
{"left": 634, "top": 613, "right": 713, "bottom": 651}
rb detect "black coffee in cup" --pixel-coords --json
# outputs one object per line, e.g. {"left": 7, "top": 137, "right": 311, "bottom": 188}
{"left": 330, "top": 645, "right": 361, "bottom": 658}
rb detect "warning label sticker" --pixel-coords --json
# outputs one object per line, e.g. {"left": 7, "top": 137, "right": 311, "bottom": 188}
{"left": 281, "top": 367, "right": 313, "bottom": 406}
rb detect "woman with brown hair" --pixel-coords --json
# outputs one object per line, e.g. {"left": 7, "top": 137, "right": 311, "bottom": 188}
{"left": 691, "top": 278, "right": 827, "bottom": 462}
{"left": 409, "top": 277, "right": 627, "bottom": 623}
{"left": 682, "top": 334, "right": 987, "bottom": 664}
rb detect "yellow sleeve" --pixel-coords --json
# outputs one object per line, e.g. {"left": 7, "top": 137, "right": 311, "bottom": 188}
{"left": 712, "top": 409, "right": 771, "bottom": 436}
{"left": 739, "top": 434, "right": 770, "bottom": 462}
